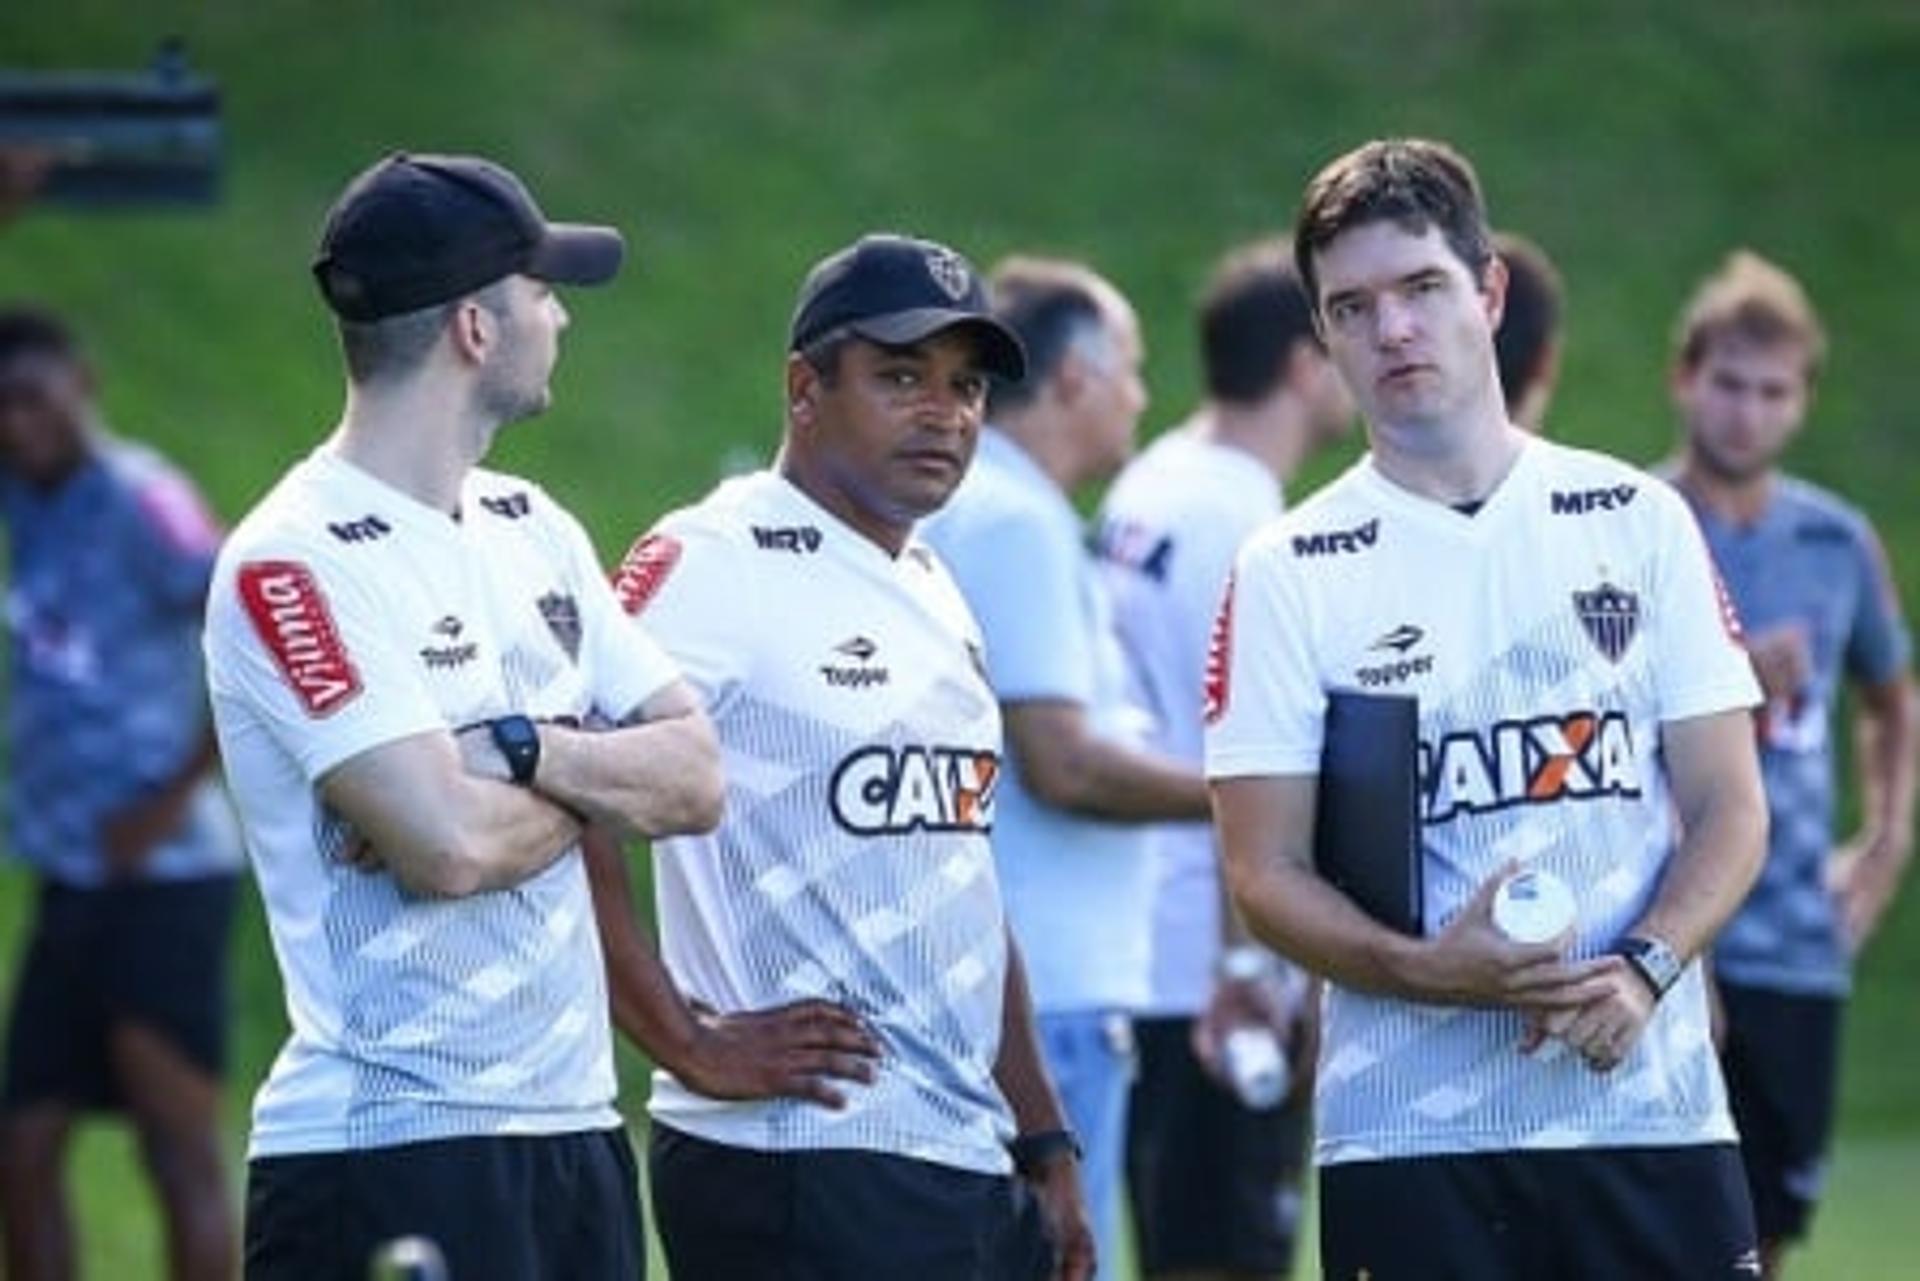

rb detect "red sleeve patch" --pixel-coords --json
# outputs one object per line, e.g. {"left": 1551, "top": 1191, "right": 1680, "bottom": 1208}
{"left": 1710, "top": 566, "right": 1745, "bottom": 645}
{"left": 611, "top": 532, "right": 683, "bottom": 616}
{"left": 237, "top": 561, "right": 363, "bottom": 717}
{"left": 1203, "top": 572, "right": 1236, "bottom": 725}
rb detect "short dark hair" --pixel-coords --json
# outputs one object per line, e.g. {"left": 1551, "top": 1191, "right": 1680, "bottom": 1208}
{"left": 1293, "top": 138, "right": 1494, "bottom": 313}
{"left": 1198, "top": 239, "right": 1318, "bottom": 405}
{"left": 335, "top": 279, "right": 511, "bottom": 386}
{"left": 1492, "top": 232, "right": 1564, "bottom": 414}
{"left": 1674, "top": 249, "right": 1826, "bottom": 380}
{"left": 797, "top": 329, "right": 855, "bottom": 385}
{"left": 0, "top": 306, "right": 82, "bottom": 369}
{"left": 984, "top": 257, "right": 1111, "bottom": 417}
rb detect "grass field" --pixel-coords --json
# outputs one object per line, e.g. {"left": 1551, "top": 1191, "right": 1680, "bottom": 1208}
{"left": 2, "top": 2, "right": 1918, "bottom": 1276}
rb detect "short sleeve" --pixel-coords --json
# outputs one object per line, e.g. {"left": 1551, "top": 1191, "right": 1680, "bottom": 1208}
{"left": 610, "top": 516, "right": 755, "bottom": 710}
{"left": 1844, "top": 522, "right": 1911, "bottom": 687}
{"left": 1203, "top": 537, "right": 1327, "bottom": 778}
{"left": 129, "top": 465, "right": 223, "bottom": 611}
{"left": 548, "top": 505, "right": 682, "bottom": 720}
{"left": 940, "top": 509, "right": 1095, "bottom": 705}
{"left": 204, "top": 549, "right": 446, "bottom": 782}
{"left": 1652, "top": 491, "right": 1763, "bottom": 723}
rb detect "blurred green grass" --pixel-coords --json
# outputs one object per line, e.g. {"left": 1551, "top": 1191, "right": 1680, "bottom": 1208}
{"left": 3, "top": 2, "right": 1917, "bottom": 1275}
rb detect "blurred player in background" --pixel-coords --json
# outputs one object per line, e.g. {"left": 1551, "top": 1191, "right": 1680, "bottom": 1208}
{"left": 1095, "top": 240, "right": 1350, "bottom": 1281}
{"left": 1492, "top": 231, "right": 1564, "bottom": 433}
{"left": 1663, "top": 250, "right": 1915, "bottom": 1279}
{"left": 0, "top": 307, "right": 241, "bottom": 1281}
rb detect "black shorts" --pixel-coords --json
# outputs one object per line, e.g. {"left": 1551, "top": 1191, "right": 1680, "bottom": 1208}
{"left": 1126, "top": 1015, "right": 1309, "bottom": 1274}
{"left": 244, "top": 1128, "right": 644, "bottom": 1281}
{"left": 1319, "top": 1144, "right": 1757, "bottom": 1281}
{"left": 649, "top": 1123, "right": 1051, "bottom": 1280}
{"left": 3, "top": 874, "right": 238, "bottom": 1110}
{"left": 1717, "top": 979, "right": 1843, "bottom": 1244}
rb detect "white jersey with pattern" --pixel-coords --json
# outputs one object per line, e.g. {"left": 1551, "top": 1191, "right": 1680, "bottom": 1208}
{"left": 205, "top": 450, "right": 679, "bottom": 1157}
{"left": 1094, "top": 428, "right": 1283, "bottom": 1014}
{"left": 617, "top": 471, "right": 1015, "bottom": 1175}
{"left": 1205, "top": 436, "right": 1760, "bottom": 1165}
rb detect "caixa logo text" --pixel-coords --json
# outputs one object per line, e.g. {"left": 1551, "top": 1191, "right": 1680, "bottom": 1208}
{"left": 829, "top": 745, "right": 1000, "bottom": 835}
{"left": 1419, "top": 709, "right": 1642, "bottom": 824}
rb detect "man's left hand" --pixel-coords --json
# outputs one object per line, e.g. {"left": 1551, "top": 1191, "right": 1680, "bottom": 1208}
{"left": 1027, "top": 1157, "right": 1096, "bottom": 1281}
{"left": 1828, "top": 831, "right": 1911, "bottom": 951}
{"left": 1521, "top": 956, "right": 1655, "bottom": 1072}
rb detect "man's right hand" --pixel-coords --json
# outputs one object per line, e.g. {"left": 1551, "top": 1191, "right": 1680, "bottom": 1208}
{"left": 1401, "top": 862, "right": 1612, "bottom": 1011}
{"left": 667, "top": 999, "right": 883, "bottom": 1109}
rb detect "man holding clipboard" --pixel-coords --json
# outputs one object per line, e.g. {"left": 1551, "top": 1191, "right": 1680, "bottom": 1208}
{"left": 1205, "top": 139, "right": 1770, "bottom": 1281}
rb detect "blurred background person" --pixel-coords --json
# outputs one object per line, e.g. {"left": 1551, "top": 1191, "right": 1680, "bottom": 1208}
{"left": 1492, "top": 230, "right": 1564, "bottom": 433}
{"left": 1095, "top": 239, "right": 1351, "bottom": 1281}
{"left": 922, "top": 256, "right": 1213, "bottom": 1268}
{"left": 0, "top": 307, "right": 241, "bottom": 1281}
{"left": 1662, "top": 250, "right": 1916, "bottom": 1280}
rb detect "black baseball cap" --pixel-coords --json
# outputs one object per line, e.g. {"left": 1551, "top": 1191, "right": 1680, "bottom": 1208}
{"left": 789, "top": 234, "right": 1026, "bottom": 381}
{"left": 313, "top": 152, "right": 625, "bottom": 321}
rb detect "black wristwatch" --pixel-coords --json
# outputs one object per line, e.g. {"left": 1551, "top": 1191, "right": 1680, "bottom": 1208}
{"left": 488, "top": 714, "right": 542, "bottom": 786}
{"left": 1611, "top": 934, "right": 1683, "bottom": 1001}
{"left": 1008, "top": 1128, "right": 1082, "bottom": 1176}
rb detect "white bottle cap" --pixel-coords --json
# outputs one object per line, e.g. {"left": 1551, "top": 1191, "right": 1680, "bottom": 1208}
{"left": 1492, "top": 867, "right": 1577, "bottom": 944}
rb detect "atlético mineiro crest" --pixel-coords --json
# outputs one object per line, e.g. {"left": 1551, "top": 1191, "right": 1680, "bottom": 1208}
{"left": 537, "top": 591, "right": 582, "bottom": 663}
{"left": 1573, "top": 581, "right": 1640, "bottom": 663}
{"left": 924, "top": 247, "right": 971, "bottom": 301}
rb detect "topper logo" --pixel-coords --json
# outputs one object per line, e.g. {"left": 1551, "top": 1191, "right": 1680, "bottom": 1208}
{"left": 237, "top": 561, "right": 362, "bottom": 717}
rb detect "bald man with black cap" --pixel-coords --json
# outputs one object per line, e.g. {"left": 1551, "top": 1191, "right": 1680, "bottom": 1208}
{"left": 204, "top": 152, "right": 722, "bottom": 1280}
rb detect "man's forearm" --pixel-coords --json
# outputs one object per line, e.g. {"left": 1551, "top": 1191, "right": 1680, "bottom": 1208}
{"left": 438, "top": 775, "right": 582, "bottom": 895}
{"left": 1225, "top": 849, "right": 1425, "bottom": 999}
{"left": 993, "top": 935, "right": 1070, "bottom": 1135}
{"left": 1859, "top": 680, "right": 1916, "bottom": 856}
{"left": 536, "top": 710, "right": 722, "bottom": 839}
{"left": 582, "top": 826, "right": 702, "bottom": 1064}
{"left": 1632, "top": 715, "right": 1768, "bottom": 960}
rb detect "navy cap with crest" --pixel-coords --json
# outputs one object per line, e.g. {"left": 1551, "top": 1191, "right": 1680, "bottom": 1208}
{"left": 789, "top": 234, "right": 1026, "bottom": 381}
{"left": 313, "top": 152, "right": 625, "bottom": 321}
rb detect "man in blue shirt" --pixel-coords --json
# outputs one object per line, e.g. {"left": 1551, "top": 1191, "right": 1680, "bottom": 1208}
{"left": 0, "top": 307, "right": 243, "bottom": 1281}
{"left": 1665, "top": 251, "right": 1915, "bottom": 1280}
{"left": 922, "top": 257, "right": 1213, "bottom": 1267}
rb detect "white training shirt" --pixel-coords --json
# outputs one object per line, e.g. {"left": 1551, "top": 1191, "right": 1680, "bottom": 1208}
{"left": 1095, "top": 427, "right": 1283, "bottom": 1015}
{"left": 1205, "top": 436, "right": 1760, "bottom": 1165}
{"left": 205, "top": 450, "right": 678, "bottom": 1158}
{"left": 617, "top": 471, "right": 1016, "bottom": 1175}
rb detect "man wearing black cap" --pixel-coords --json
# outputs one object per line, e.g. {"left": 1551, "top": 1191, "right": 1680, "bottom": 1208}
{"left": 203, "top": 152, "right": 724, "bottom": 1279}
{"left": 600, "top": 233, "right": 1095, "bottom": 1280}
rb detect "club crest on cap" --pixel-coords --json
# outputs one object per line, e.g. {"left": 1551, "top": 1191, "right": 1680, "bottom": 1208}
{"left": 924, "top": 247, "right": 971, "bottom": 301}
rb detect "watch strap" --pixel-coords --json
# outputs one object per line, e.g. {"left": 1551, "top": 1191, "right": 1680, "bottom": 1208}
{"left": 1610, "top": 934, "right": 1680, "bottom": 1000}
{"left": 1008, "top": 1128, "right": 1082, "bottom": 1176}
{"left": 488, "top": 714, "right": 541, "bottom": 786}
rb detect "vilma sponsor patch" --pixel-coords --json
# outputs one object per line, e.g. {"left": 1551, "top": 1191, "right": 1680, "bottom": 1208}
{"left": 237, "top": 561, "right": 363, "bottom": 716}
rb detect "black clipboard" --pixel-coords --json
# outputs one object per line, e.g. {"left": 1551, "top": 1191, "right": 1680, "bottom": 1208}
{"left": 1314, "top": 690, "right": 1423, "bottom": 935}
